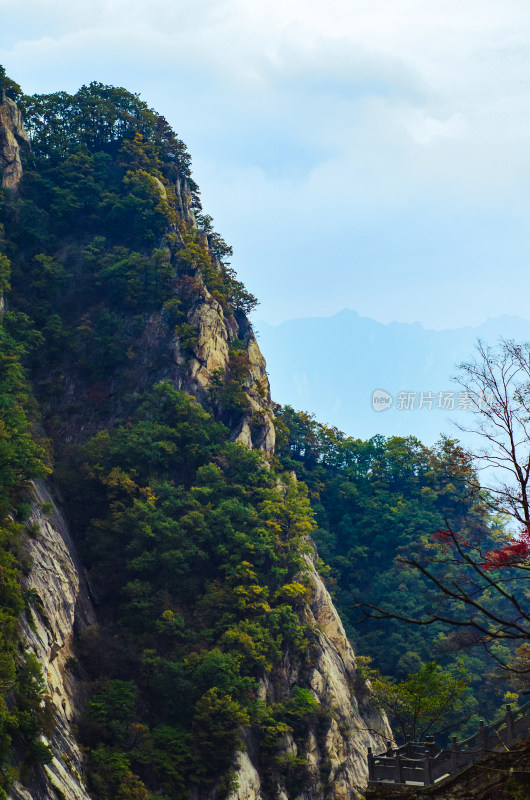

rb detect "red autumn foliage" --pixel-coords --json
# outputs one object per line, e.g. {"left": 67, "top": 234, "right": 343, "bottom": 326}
{"left": 483, "top": 528, "right": 530, "bottom": 571}
{"left": 433, "top": 529, "right": 454, "bottom": 545}
{"left": 433, "top": 528, "right": 470, "bottom": 549}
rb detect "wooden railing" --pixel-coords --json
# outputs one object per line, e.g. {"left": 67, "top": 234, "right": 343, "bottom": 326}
{"left": 368, "top": 701, "right": 530, "bottom": 786}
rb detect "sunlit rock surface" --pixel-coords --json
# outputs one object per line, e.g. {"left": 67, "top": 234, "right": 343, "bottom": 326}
{"left": 8, "top": 482, "right": 94, "bottom": 800}
{"left": 0, "top": 93, "right": 29, "bottom": 189}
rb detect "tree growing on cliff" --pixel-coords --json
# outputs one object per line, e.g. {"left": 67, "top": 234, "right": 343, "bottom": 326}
{"left": 0, "top": 66, "right": 22, "bottom": 102}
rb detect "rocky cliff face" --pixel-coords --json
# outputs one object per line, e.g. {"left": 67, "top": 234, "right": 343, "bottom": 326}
{"left": 172, "top": 289, "right": 275, "bottom": 454}
{"left": 1, "top": 96, "right": 389, "bottom": 800}
{"left": 8, "top": 482, "right": 94, "bottom": 800}
{"left": 228, "top": 562, "right": 391, "bottom": 800}
{"left": 0, "top": 91, "right": 29, "bottom": 189}
{"left": 144, "top": 177, "right": 276, "bottom": 455}
{"left": 47, "top": 273, "right": 276, "bottom": 456}
{"left": 39, "top": 179, "right": 275, "bottom": 457}
{"left": 304, "top": 566, "right": 391, "bottom": 795}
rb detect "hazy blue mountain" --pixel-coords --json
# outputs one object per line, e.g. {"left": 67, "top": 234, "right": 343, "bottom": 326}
{"left": 255, "top": 311, "right": 530, "bottom": 445}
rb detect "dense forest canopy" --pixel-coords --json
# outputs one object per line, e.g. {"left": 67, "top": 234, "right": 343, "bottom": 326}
{"left": 274, "top": 405, "right": 519, "bottom": 734}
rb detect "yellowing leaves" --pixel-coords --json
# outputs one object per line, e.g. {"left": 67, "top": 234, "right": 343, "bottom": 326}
{"left": 233, "top": 584, "right": 272, "bottom": 614}
{"left": 274, "top": 581, "right": 313, "bottom": 605}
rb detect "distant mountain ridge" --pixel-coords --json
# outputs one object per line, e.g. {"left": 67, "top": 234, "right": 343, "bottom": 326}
{"left": 255, "top": 310, "right": 530, "bottom": 444}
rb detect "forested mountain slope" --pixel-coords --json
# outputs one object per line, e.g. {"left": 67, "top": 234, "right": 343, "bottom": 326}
{"left": 0, "top": 70, "right": 391, "bottom": 800}
{"left": 274, "top": 407, "right": 514, "bottom": 740}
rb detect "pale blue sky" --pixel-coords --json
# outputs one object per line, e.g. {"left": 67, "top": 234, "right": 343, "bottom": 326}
{"left": 3, "top": 0, "right": 530, "bottom": 328}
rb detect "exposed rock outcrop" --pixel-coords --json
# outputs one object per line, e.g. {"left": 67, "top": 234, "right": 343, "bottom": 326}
{"left": 228, "top": 563, "right": 391, "bottom": 800}
{"left": 173, "top": 287, "right": 275, "bottom": 455}
{"left": 8, "top": 482, "right": 94, "bottom": 800}
{"left": 0, "top": 92, "right": 29, "bottom": 189}
{"left": 305, "top": 566, "right": 391, "bottom": 793}
{"left": 36, "top": 272, "right": 275, "bottom": 455}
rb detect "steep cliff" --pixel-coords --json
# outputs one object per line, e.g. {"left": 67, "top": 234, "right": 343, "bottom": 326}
{"left": 9, "top": 482, "right": 93, "bottom": 800}
{"left": 228, "top": 563, "right": 391, "bottom": 800}
{"left": 0, "top": 91, "right": 28, "bottom": 190}
{"left": 125, "top": 164, "right": 275, "bottom": 454}
{"left": 132, "top": 262, "right": 275, "bottom": 455}
{"left": 173, "top": 293, "right": 275, "bottom": 454}
{"left": 0, "top": 81, "right": 389, "bottom": 800}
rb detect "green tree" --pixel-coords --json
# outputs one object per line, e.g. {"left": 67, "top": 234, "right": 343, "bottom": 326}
{"left": 361, "top": 658, "right": 473, "bottom": 742}
{"left": 0, "top": 66, "right": 22, "bottom": 102}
